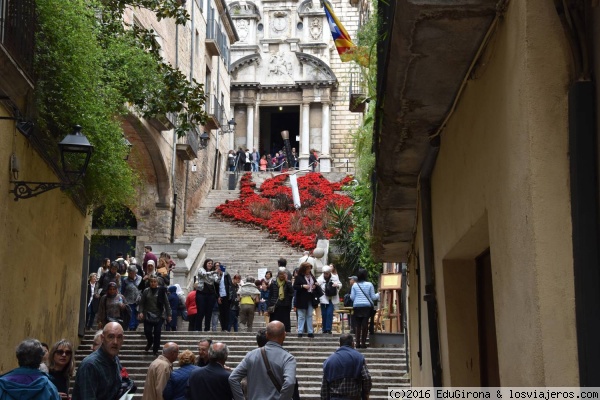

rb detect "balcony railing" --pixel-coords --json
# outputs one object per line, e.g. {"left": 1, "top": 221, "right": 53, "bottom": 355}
{"left": 0, "top": 0, "right": 35, "bottom": 80}
{"left": 205, "top": 19, "right": 221, "bottom": 57}
{"left": 176, "top": 128, "right": 199, "bottom": 160}
{"left": 349, "top": 72, "right": 367, "bottom": 112}
{"left": 205, "top": 94, "right": 222, "bottom": 130}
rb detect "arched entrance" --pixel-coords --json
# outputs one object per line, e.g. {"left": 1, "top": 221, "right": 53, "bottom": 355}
{"left": 259, "top": 105, "right": 300, "bottom": 157}
{"left": 90, "top": 206, "right": 138, "bottom": 270}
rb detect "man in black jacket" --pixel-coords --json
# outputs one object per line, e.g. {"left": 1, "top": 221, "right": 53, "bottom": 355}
{"left": 217, "top": 264, "right": 233, "bottom": 331}
{"left": 188, "top": 342, "right": 232, "bottom": 400}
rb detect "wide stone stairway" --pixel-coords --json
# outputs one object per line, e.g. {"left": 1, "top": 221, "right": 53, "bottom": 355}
{"left": 176, "top": 187, "right": 307, "bottom": 278}
{"left": 74, "top": 173, "right": 409, "bottom": 398}
{"left": 75, "top": 326, "right": 408, "bottom": 399}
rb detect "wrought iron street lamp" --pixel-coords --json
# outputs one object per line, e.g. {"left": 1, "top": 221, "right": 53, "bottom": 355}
{"left": 199, "top": 131, "right": 210, "bottom": 149}
{"left": 10, "top": 125, "right": 94, "bottom": 200}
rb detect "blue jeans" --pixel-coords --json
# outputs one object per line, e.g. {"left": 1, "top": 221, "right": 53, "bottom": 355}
{"left": 86, "top": 303, "right": 96, "bottom": 329}
{"left": 321, "top": 302, "right": 334, "bottom": 332}
{"left": 297, "top": 303, "right": 314, "bottom": 334}
{"left": 128, "top": 303, "right": 138, "bottom": 331}
{"left": 258, "top": 301, "right": 267, "bottom": 313}
{"left": 228, "top": 309, "right": 239, "bottom": 332}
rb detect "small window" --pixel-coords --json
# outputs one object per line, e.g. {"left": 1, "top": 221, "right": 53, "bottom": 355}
{"left": 297, "top": 22, "right": 303, "bottom": 30}
{"left": 257, "top": 23, "right": 264, "bottom": 31}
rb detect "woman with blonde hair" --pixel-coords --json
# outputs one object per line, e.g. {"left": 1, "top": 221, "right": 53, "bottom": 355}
{"left": 163, "top": 350, "right": 199, "bottom": 400}
{"left": 48, "top": 339, "right": 75, "bottom": 399}
{"left": 85, "top": 272, "right": 99, "bottom": 330}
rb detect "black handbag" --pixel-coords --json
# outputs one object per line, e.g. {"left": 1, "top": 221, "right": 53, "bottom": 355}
{"left": 145, "top": 311, "right": 161, "bottom": 323}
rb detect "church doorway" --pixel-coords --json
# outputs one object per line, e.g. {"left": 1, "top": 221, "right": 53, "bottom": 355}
{"left": 259, "top": 106, "right": 300, "bottom": 158}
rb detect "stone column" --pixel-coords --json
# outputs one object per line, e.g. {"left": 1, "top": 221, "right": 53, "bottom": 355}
{"left": 246, "top": 104, "right": 254, "bottom": 150}
{"left": 320, "top": 102, "right": 331, "bottom": 172}
{"left": 299, "top": 102, "right": 310, "bottom": 170}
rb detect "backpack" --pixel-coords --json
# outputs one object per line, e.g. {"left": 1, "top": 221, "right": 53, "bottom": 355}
{"left": 343, "top": 293, "right": 353, "bottom": 307}
{"left": 248, "top": 153, "right": 253, "bottom": 162}
{"left": 228, "top": 157, "right": 235, "bottom": 167}
{"left": 116, "top": 259, "right": 127, "bottom": 274}
{"left": 324, "top": 280, "right": 337, "bottom": 297}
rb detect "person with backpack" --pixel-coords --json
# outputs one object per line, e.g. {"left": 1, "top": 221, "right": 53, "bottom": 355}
{"left": 95, "top": 282, "right": 131, "bottom": 330}
{"left": 138, "top": 276, "right": 172, "bottom": 356}
{"left": 115, "top": 252, "right": 128, "bottom": 275}
{"left": 317, "top": 266, "right": 342, "bottom": 334}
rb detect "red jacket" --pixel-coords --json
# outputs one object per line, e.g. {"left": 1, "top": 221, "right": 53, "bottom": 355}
{"left": 186, "top": 290, "right": 198, "bottom": 315}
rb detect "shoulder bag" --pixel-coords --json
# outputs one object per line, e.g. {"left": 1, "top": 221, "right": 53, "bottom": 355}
{"left": 261, "top": 347, "right": 300, "bottom": 400}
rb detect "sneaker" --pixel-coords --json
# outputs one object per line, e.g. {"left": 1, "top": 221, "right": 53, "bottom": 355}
{"left": 308, "top": 333, "right": 314, "bottom": 338}
{"left": 144, "top": 344, "right": 151, "bottom": 352}
{"left": 298, "top": 334, "right": 303, "bottom": 338}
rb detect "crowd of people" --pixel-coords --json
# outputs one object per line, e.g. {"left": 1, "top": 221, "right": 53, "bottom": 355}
{"left": 0, "top": 247, "right": 382, "bottom": 399}
{"left": 0, "top": 322, "right": 373, "bottom": 399}
{"left": 227, "top": 147, "right": 321, "bottom": 172}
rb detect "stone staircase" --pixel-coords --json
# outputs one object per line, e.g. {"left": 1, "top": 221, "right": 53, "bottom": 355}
{"left": 74, "top": 326, "right": 409, "bottom": 399}
{"left": 176, "top": 187, "right": 307, "bottom": 280}
{"left": 80, "top": 172, "right": 410, "bottom": 399}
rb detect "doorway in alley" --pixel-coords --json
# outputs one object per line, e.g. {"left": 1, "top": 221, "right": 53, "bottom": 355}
{"left": 90, "top": 206, "right": 137, "bottom": 270}
{"left": 259, "top": 106, "right": 300, "bottom": 158}
{"left": 476, "top": 249, "right": 500, "bottom": 386}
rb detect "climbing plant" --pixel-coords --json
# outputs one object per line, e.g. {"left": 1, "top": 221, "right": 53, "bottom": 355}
{"left": 34, "top": 0, "right": 207, "bottom": 214}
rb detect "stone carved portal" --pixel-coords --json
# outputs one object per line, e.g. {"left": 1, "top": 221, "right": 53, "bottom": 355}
{"left": 268, "top": 52, "right": 293, "bottom": 77}
{"left": 236, "top": 19, "right": 249, "bottom": 41}
{"left": 310, "top": 17, "right": 322, "bottom": 40}
{"left": 270, "top": 11, "right": 289, "bottom": 36}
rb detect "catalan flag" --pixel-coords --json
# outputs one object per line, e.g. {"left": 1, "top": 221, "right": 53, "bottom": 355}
{"left": 323, "top": 1, "right": 369, "bottom": 67}
{"left": 323, "top": 1, "right": 355, "bottom": 62}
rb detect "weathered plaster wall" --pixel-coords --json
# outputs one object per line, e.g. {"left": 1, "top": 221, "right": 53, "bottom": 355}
{"left": 408, "top": 0, "right": 578, "bottom": 386}
{"left": 0, "top": 117, "right": 88, "bottom": 373}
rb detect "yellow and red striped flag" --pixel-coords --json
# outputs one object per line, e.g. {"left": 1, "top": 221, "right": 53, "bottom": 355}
{"left": 323, "top": 1, "right": 369, "bottom": 67}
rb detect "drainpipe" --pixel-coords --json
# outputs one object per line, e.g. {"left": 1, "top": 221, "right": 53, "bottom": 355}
{"left": 170, "top": 24, "right": 180, "bottom": 243}
{"left": 555, "top": 0, "right": 600, "bottom": 385}
{"left": 419, "top": 137, "right": 442, "bottom": 387}
{"left": 183, "top": 3, "right": 196, "bottom": 230}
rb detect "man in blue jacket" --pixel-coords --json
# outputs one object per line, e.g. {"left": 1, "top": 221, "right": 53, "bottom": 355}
{"left": 320, "top": 334, "right": 372, "bottom": 400}
{"left": 0, "top": 339, "right": 60, "bottom": 400}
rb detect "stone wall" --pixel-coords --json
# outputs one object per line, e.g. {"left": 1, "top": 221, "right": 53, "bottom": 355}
{"left": 328, "top": 0, "right": 363, "bottom": 172}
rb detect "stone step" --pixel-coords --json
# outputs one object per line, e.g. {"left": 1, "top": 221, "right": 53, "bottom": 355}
{"left": 74, "top": 329, "right": 407, "bottom": 400}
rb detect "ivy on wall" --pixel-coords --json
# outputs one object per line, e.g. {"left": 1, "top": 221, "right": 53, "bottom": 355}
{"left": 34, "top": 0, "right": 208, "bottom": 211}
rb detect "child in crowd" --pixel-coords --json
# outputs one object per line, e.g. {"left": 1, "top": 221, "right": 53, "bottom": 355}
{"left": 258, "top": 282, "right": 269, "bottom": 316}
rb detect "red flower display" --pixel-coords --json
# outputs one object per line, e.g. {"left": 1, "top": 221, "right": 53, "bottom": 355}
{"left": 215, "top": 172, "right": 353, "bottom": 250}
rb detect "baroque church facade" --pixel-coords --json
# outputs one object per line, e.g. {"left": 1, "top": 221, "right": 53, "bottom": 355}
{"left": 227, "top": 0, "right": 364, "bottom": 172}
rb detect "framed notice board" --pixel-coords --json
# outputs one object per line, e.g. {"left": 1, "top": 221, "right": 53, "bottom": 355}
{"left": 379, "top": 273, "right": 402, "bottom": 290}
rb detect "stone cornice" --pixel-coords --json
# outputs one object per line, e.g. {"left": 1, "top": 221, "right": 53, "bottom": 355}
{"left": 231, "top": 82, "right": 262, "bottom": 89}
{"left": 228, "top": 1, "right": 262, "bottom": 19}
{"left": 229, "top": 54, "right": 261, "bottom": 74}
{"left": 297, "top": 0, "right": 325, "bottom": 17}
{"left": 295, "top": 52, "right": 337, "bottom": 84}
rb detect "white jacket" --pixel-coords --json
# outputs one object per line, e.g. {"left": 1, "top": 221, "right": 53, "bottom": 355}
{"left": 317, "top": 273, "right": 342, "bottom": 305}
